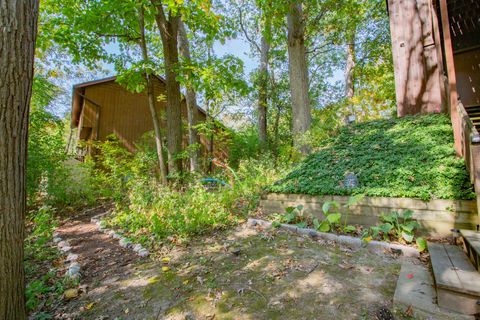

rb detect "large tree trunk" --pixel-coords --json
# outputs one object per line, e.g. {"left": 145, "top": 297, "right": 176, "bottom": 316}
{"left": 287, "top": 2, "right": 311, "bottom": 153}
{"left": 151, "top": 1, "right": 183, "bottom": 174}
{"left": 177, "top": 21, "right": 200, "bottom": 172}
{"left": 258, "top": 35, "right": 269, "bottom": 149}
{"left": 0, "top": 0, "right": 39, "bottom": 318}
{"left": 138, "top": 6, "right": 168, "bottom": 184}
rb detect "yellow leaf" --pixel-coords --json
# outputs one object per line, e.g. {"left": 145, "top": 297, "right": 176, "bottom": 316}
{"left": 183, "top": 279, "right": 189, "bottom": 285}
{"left": 64, "top": 288, "right": 79, "bottom": 300}
{"left": 85, "top": 302, "right": 95, "bottom": 310}
{"left": 162, "top": 266, "right": 170, "bottom": 272}
{"left": 161, "top": 257, "right": 170, "bottom": 263}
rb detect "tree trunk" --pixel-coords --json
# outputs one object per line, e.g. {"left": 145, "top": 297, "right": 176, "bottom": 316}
{"left": 258, "top": 35, "right": 269, "bottom": 149}
{"left": 138, "top": 5, "right": 168, "bottom": 184}
{"left": 0, "top": 1, "right": 39, "bottom": 318}
{"left": 151, "top": 1, "right": 183, "bottom": 174}
{"left": 345, "top": 37, "right": 355, "bottom": 100}
{"left": 177, "top": 21, "right": 200, "bottom": 172}
{"left": 344, "top": 34, "right": 355, "bottom": 123}
{"left": 287, "top": 2, "right": 311, "bottom": 153}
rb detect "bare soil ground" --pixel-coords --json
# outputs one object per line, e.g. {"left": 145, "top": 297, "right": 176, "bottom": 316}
{"left": 50, "top": 207, "right": 411, "bottom": 320}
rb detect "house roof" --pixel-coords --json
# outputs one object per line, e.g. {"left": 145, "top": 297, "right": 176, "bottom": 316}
{"left": 71, "top": 74, "right": 184, "bottom": 129}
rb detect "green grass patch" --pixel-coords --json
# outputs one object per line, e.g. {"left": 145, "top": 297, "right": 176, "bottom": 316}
{"left": 269, "top": 114, "right": 475, "bottom": 200}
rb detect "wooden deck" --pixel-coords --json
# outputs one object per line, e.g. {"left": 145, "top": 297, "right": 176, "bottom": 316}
{"left": 428, "top": 242, "right": 480, "bottom": 315}
{"left": 460, "top": 229, "right": 480, "bottom": 271}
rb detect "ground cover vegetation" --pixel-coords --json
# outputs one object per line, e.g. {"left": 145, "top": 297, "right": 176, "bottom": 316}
{"left": 269, "top": 114, "right": 475, "bottom": 200}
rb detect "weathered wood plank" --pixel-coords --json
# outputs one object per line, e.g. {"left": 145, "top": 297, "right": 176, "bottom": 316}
{"left": 429, "top": 242, "right": 463, "bottom": 291}
{"left": 264, "top": 193, "right": 477, "bottom": 213}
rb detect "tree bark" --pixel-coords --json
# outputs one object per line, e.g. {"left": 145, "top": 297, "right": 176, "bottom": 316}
{"left": 287, "top": 2, "right": 311, "bottom": 153}
{"left": 0, "top": 0, "right": 39, "bottom": 318}
{"left": 138, "top": 5, "right": 168, "bottom": 184}
{"left": 151, "top": 1, "right": 183, "bottom": 174}
{"left": 344, "top": 34, "right": 355, "bottom": 123}
{"left": 258, "top": 35, "right": 269, "bottom": 149}
{"left": 345, "top": 38, "right": 355, "bottom": 100}
{"left": 177, "top": 21, "right": 200, "bottom": 172}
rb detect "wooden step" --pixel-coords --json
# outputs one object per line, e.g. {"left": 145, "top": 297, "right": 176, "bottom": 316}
{"left": 428, "top": 242, "right": 480, "bottom": 315}
{"left": 460, "top": 229, "right": 480, "bottom": 271}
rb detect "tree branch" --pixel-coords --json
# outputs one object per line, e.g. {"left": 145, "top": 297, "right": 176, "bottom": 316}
{"left": 238, "top": 6, "right": 261, "bottom": 53}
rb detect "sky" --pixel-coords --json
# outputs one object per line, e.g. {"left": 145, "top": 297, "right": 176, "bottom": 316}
{"left": 50, "top": 33, "right": 344, "bottom": 119}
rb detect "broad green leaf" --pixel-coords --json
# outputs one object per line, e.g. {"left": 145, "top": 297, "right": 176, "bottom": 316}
{"left": 416, "top": 237, "right": 427, "bottom": 252}
{"left": 326, "top": 213, "right": 341, "bottom": 224}
{"left": 318, "top": 220, "right": 330, "bottom": 232}
{"left": 402, "top": 231, "right": 414, "bottom": 243}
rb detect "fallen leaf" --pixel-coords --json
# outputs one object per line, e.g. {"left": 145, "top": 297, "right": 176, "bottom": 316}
{"left": 162, "top": 266, "right": 170, "bottom": 272}
{"left": 64, "top": 288, "right": 79, "bottom": 300}
{"left": 183, "top": 280, "right": 189, "bottom": 285}
{"left": 85, "top": 302, "right": 95, "bottom": 310}
{"left": 405, "top": 305, "right": 413, "bottom": 317}
{"left": 124, "top": 308, "right": 129, "bottom": 314}
{"left": 161, "top": 257, "right": 170, "bottom": 263}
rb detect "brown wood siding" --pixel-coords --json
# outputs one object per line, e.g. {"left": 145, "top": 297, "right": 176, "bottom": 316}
{"left": 79, "top": 78, "right": 207, "bottom": 154}
{"left": 388, "top": 0, "right": 446, "bottom": 116}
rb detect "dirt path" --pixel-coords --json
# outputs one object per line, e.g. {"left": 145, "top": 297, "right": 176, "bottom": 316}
{"left": 51, "top": 215, "right": 415, "bottom": 320}
{"left": 53, "top": 205, "right": 144, "bottom": 318}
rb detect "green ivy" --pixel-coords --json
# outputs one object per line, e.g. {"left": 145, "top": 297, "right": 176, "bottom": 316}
{"left": 269, "top": 114, "right": 475, "bottom": 201}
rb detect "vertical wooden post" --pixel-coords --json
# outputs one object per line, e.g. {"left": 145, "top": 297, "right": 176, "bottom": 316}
{"left": 387, "top": 0, "right": 445, "bottom": 116}
{"left": 439, "top": 0, "right": 462, "bottom": 156}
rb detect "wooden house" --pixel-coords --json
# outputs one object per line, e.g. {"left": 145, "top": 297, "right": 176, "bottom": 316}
{"left": 70, "top": 75, "right": 227, "bottom": 162}
{"left": 387, "top": 0, "right": 480, "bottom": 315}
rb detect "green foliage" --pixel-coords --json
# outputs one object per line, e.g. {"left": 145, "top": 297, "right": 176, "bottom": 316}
{"left": 91, "top": 139, "right": 285, "bottom": 241}
{"left": 272, "top": 195, "right": 361, "bottom": 234}
{"left": 361, "top": 210, "right": 425, "bottom": 248}
{"left": 270, "top": 114, "right": 475, "bottom": 200}
{"left": 24, "top": 207, "right": 66, "bottom": 315}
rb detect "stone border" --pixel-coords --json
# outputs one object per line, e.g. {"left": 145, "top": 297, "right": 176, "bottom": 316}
{"left": 52, "top": 232, "right": 81, "bottom": 280}
{"left": 247, "top": 218, "right": 420, "bottom": 257}
{"left": 90, "top": 213, "right": 150, "bottom": 258}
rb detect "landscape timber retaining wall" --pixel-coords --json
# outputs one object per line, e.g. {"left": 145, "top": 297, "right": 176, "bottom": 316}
{"left": 259, "top": 193, "right": 479, "bottom": 237}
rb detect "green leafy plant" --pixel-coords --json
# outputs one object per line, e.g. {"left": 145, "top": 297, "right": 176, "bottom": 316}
{"left": 361, "top": 210, "right": 426, "bottom": 250}
{"left": 269, "top": 114, "right": 475, "bottom": 201}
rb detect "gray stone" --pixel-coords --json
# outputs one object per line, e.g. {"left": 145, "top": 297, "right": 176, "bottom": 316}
{"left": 57, "top": 240, "right": 70, "bottom": 248}
{"left": 53, "top": 237, "right": 62, "bottom": 243}
{"left": 67, "top": 262, "right": 81, "bottom": 278}
{"left": 112, "top": 233, "right": 122, "bottom": 239}
{"left": 132, "top": 244, "right": 143, "bottom": 252}
{"left": 138, "top": 249, "right": 149, "bottom": 257}
{"left": 66, "top": 253, "right": 79, "bottom": 262}
{"left": 343, "top": 172, "right": 359, "bottom": 189}
{"left": 60, "top": 246, "right": 72, "bottom": 253}
{"left": 119, "top": 238, "right": 132, "bottom": 248}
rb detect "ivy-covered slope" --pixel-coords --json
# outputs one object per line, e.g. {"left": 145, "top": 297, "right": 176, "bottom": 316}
{"left": 270, "top": 114, "right": 475, "bottom": 200}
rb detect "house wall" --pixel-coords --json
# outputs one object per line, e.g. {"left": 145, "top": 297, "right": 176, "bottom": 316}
{"left": 76, "top": 79, "right": 231, "bottom": 164}
{"left": 387, "top": 0, "right": 446, "bottom": 116}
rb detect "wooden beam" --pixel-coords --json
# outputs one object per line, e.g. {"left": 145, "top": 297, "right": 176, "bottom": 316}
{"left": 439, "top": 0, "right": 462, "bottom": 155}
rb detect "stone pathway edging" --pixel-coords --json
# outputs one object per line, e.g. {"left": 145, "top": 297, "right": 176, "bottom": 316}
{"left": 53, "top": 232, "right": 81, "bottom": 280}
{"left": 90, "top": 212, "right": 150, "bottom": 258}
{"left": 247, "top": 218, "right": 419, "bottom": 257}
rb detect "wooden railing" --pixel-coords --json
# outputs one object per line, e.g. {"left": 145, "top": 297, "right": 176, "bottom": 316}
{"left": 458, "top": 103, "right": 480, "bottom": 226}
